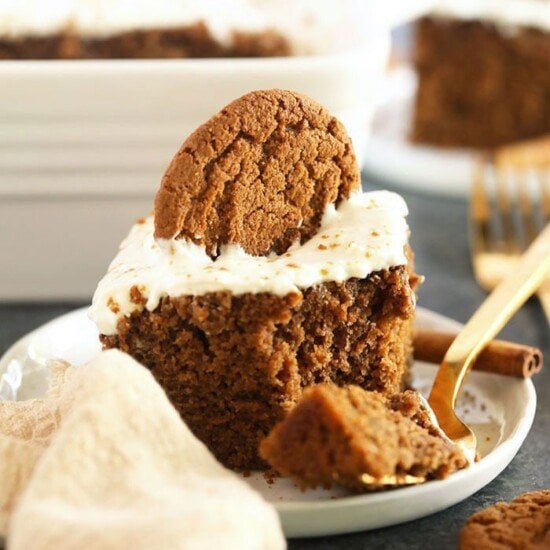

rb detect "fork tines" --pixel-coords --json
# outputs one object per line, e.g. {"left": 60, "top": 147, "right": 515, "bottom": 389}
{"left": 471, "top": 142, "right": 550, "bottom": 259}
{"left": 469, "top": 136, "right": 550, "bottom": 319}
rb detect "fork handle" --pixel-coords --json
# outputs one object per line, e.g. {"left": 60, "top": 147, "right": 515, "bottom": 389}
{"left": 429, "top": 224, "right": 550, "bottom": 409}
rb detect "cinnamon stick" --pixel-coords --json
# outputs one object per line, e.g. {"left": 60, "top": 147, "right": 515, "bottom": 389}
{"left": 413, "top": 330, "right": 543, "bottom": 379}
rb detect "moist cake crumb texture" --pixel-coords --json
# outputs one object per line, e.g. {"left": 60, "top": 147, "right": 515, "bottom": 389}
{"left": 102, "top": 267, "right": 417, "bottom": 470}
{"left": 260, "top": 385, "right": 467, "bottom": 490}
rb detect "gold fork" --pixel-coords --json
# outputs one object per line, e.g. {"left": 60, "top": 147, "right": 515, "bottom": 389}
{"left": 428, "top": 223, "right": 550, "bottom": 466}
{"left": 358, "top": 225, "right": 550, "bottom": 488}
{"left": 470, "top": 136, "right": 550, "bottom": 322}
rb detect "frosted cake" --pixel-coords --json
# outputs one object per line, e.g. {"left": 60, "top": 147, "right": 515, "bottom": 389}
{"left": 89, "top": 89, "right": 420, "bottom": 469}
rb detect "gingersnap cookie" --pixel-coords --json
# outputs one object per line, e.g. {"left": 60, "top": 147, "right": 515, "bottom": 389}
{"left": 460, "top": 489, "right": 550, "bottom": 550}
{"left": 154, "top": 89, "right": 359, "bottom": 256}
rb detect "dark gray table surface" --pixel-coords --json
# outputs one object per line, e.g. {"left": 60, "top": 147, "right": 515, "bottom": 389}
{"left": 0, "top": 178, "right": 548, "bottom": 550}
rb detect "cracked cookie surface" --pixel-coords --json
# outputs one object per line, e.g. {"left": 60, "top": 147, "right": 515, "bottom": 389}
{"left": 460, "top": 490, "right": 550, "bottom": 550}
{"left": 154, "top": 89, "right": 359, "bottom": 256}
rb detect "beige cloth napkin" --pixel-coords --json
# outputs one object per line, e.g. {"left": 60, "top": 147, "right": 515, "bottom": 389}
{"left": 0, "top": 349, "right": 285, "bottom": 550}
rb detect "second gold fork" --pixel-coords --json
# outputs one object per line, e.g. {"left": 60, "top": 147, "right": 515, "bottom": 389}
{"left": 470, "top": 138, "right": 550, "bottom": 322}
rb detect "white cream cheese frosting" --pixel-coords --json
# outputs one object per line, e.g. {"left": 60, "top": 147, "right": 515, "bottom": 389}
{"left": 430, "top": 0, "right": 550, "bottom": 32}
{"left": 0, "top": 0, "right": 364, "bottom": 54}
{"left": 89, "top": 190, "right": 409, "bottom": 336}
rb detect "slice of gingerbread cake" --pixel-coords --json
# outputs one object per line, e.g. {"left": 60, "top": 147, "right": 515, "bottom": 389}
{"left": 89, "top": 89, "right": 420, "bottom": 470}
{"left": 260, "top": 385, "right": 468, "bottom": 490}
{"left": 412, "top": 1, "right": 550, "bottom": 148}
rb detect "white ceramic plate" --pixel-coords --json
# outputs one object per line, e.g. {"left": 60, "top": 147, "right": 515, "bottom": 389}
{"left": 363, "top": 66, "right": 476, "bottom": 197}
{"left": 0, "top": 306, "right": 536, "bottom": 538}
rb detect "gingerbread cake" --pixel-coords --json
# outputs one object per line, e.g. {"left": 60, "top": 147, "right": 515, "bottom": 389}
{"left": 260, "top": 385, "right": 468, "bottom": 490}
{"left": 0, "top": 0, "right": 352, "bottom": 59}
{"left": 412, "top": 1, "right": 550, "bottom": 148}
{"left": 89, "top": 89, "right": 419, "bottom": 470}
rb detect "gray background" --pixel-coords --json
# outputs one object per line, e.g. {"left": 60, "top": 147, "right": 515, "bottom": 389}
{"left": 0, "top": 178, "right": 548, "bottom": 549}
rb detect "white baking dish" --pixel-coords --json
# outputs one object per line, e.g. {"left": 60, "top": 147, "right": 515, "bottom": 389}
{"left": 0, "top": 37, "right": 389, "bottom": 300}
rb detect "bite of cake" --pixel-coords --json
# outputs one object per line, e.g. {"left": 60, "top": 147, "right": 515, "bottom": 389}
{"left": 89, "top": 89, "right": 420, "bottom": 471}
{"left": 260, "top": 385, "right": 468, "bottom": 491}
